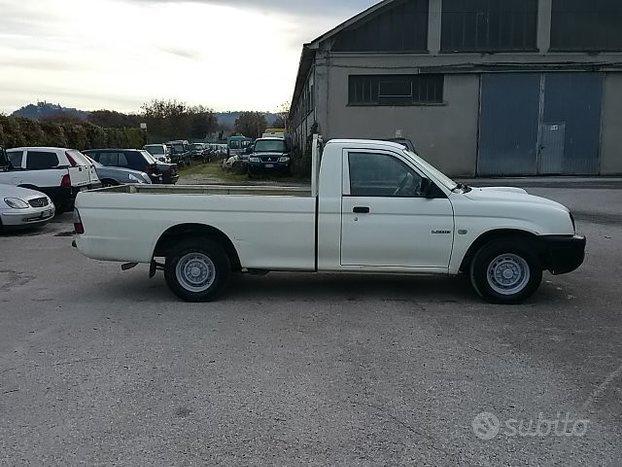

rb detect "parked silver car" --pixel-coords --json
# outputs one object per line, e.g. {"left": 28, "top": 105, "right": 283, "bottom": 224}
{"left": 83, "top": 155, "right": 152, "bottom": 187}
{"left": 0, "top": 184, "right": 55, "bottom": 229}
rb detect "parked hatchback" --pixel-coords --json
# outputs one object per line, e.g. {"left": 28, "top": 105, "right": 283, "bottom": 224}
{"left": 83, "top": 155, "right": 152, "bottom": 187}
{"left": 84, "top": 149, "right": 179, "bottom": 184}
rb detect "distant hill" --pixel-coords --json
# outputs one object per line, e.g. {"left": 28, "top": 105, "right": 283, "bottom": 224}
{"left": 214, "top": 112, "right": 281, "bottom": 129}
{"left": 11, "top": 103, "right": 281, "bottom": 129}
{"left": 11, "top": 102, "right": 90, "bottom": 121}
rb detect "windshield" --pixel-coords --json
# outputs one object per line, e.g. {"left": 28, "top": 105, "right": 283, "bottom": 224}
{"left": 145, "top": 145, "right": 164, "bottom": 155}
{"left": 83, "top": 155, "right": 102, "bottom": 168}
{"left": 254, "top": 140, "right": 286, "bottom": 153}
{"left": 402, "top": 149, "right": 457, "bottom": 190}
{"left": 140, "top": 151, "right": 158, "bottom": 164}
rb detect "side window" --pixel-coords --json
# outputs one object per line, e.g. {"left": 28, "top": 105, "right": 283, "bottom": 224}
{"left": 118, "top": 152, "right": 130, "bottom": 167}
{"left": 124, "top": 152, "right": 143, "bottom": 170}
{"left": 98, "top": 153, "right": 119, "bottom": 166}
{"left": 7, "top": 151, "right": 23, "bottom": 167}
{"left": 348, "top": 152, "right": 424, "bottom": 198}
{"left": 26, "top": 151, "right": 60, "bottom": 170}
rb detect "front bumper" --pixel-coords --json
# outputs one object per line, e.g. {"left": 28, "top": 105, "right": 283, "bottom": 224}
{"left": 248, "top": 161, "right": 290, "bottom": 172}
{"left": 1, "top": 206, "right": 56, "bottom": 227}
{"left": 541, "top": 235, "right": 586, "bottom": 275}
{"left": 163, "top": 173, "right": 179, "bottom": 185}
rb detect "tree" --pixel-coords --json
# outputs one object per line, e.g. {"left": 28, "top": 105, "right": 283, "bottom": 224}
{"left": 234, "top": 112, "right": 268, "bottom": 139}
{"left": 89, "top": 110, "right": 141, "bottom": 129}
{"left": 273, "top": 102, "right": 290, "bottom": 129}
{"left": 140, "top": 99, "right": 218, "bottom": 141}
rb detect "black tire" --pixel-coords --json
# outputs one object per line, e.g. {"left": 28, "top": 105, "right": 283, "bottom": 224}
{"left": 470, "top": 237, "right": 543, "bottom": 304}
{"left": 164, "top": 238, "right": 231, "bottom": 302}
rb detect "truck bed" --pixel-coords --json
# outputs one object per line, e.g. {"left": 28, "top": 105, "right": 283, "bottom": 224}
{"left": 75, "top": 184, "right": 317, "bottom": 271}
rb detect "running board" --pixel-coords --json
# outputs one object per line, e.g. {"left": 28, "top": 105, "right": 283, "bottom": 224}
{"left": 122, "top": 263, "right": 138, "bottom": 271}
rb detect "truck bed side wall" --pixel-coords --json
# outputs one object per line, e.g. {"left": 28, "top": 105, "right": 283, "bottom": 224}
{"left": 76, "top": 194, "right": 317, "bottom": 271}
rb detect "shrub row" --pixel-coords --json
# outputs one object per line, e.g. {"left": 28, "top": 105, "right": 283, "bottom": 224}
{"left": 0, "top": 116, "right": 145, "bottom": 151}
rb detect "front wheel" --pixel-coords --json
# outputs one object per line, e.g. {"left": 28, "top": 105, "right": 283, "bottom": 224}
{"left": 470, "top": 238, "right": 542, "bottom": 304}
{"left": 164, "top": 238, "right": 231, "bottom": 302}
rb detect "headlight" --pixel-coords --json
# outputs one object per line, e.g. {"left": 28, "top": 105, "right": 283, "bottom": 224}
{"left": 141, "top": 172, "right": 152, "bottom": 184}
{"left": 249, "top": 157, "right": 260, "bottom": 163}
{"left": 128, "top": 174, "right": 148, "bottom": 184}
{"left": 278, "top": 156, "right": 290, "bottom": 163}
{"left": 4, "top": 197, "right": 30, "bottom": 209}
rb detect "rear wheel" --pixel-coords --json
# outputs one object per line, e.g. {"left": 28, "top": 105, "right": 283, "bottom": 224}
{"left": 470, "top": 238, "right": 542, "bottom": 304}
{"left": 164, "top": 238, "right": 231, "bottom": 302}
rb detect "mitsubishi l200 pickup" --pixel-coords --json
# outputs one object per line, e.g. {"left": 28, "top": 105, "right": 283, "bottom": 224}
{"left": 74, "top": 137, "right": 585, "bottom": 304}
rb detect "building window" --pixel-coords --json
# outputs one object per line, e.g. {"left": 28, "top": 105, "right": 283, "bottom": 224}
{"left": 441, "top": 0, "right": 538, "bottom": 52}
{"left": 551, "top": 0, "right": 622, "bottom": 51}
{"left": 348, "top": 75, "right": 444, "bottom": 106}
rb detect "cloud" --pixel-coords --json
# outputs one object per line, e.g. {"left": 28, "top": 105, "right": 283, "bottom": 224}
{"left": 0, "top": 0, "right": 376, "bottom": 113}
{"left": 131, "top": 0, "right": 372, "bottom": 16}
{"left": 159, "top": 46, "right": 202, "bottom": 60}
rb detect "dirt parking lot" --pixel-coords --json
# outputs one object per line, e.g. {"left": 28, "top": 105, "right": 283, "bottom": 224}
{"left": 1, "top": 183, "right": 621, "bottom": 464}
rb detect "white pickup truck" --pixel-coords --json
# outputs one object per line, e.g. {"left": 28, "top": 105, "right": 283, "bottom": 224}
{"left": 74, "top": 137, "right": 585, "bottom": 304}
{"left": 1, "top": 147, "right": 100, "bottom": 212}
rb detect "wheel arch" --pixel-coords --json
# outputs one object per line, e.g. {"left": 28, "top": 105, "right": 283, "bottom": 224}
{"left": 17, "top": 184, "right": 39, "bottom": 191}
{"left": 459, "top": 229, "right": 543, "bottom": 273}
{"left": 153, "top": 223, "right": 242, "bottom": 271}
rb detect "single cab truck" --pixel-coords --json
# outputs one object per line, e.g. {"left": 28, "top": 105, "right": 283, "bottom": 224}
{"left": 74, "top": 137, "right": 585, "bottom": 304}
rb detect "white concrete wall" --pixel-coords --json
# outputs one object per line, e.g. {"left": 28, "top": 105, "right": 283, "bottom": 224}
{"left": 324, "top": 68, "right": 480, "bottom": 177}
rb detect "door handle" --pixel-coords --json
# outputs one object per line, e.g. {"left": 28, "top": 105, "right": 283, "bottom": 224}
{"left": 353, "top": 206, "right": 370, "bottom": 214}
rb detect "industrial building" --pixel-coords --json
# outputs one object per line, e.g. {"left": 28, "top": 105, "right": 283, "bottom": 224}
{"left": 289, "top": 0, "right": 622, "bottom": 176}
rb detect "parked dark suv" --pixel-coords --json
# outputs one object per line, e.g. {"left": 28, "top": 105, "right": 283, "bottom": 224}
{"left": 247, "top": 137, "right": 291, "bottom": 175}
{"left": 84, "top": 149, "right": 179, "bottom": 184}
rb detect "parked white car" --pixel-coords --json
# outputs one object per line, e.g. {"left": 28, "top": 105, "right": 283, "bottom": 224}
{"left": 143, "top": 144, "right": 171, "bottom": 163}
{"left": 0, "top": 147, "right": 100, "bottom": 212}
{"left": 74, "top": 137, "right": 585, "bottom": 304}
{"left": 0, "top": 184, "right": 55, "bottom": 229}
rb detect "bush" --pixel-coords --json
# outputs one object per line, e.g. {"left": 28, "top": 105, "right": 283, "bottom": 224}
{"left": 0, "top": 115, "right": 144, "bottom": 150}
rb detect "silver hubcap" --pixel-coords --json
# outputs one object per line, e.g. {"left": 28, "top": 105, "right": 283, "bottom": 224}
{"left": 487, "top": 254, "right": 530, "bottom": 296}
{"left": 175, "top": 253, "right": 216, "bottom": 293}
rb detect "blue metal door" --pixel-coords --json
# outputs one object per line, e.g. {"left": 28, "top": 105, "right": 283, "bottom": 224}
{"left": 478, "top": 73, "right": 540, "bottom": 176}
{"left": 541, "top": 73, "right": 602, "bottom": 175}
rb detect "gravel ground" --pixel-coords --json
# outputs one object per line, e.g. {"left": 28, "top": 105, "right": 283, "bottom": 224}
{"left": 0, "top": 182, "right": 620, "bottom": 465}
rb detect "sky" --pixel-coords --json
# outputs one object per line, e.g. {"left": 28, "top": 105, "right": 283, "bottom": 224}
{"left": 0, "top": 0, "right": 376, "bottom": 115}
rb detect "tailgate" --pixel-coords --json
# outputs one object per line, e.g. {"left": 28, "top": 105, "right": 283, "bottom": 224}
{"left": 67, "top": 149, "right": 100, "bottom": 187}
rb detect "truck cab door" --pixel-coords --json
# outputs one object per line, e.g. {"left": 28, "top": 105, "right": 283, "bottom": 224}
{"left": 1, "top": 150, "right": 25, "bottom": 185}
{"left": 340, "top": 150, "right": 454, "bottom": 271}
